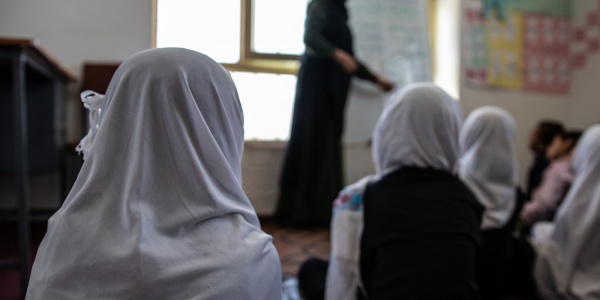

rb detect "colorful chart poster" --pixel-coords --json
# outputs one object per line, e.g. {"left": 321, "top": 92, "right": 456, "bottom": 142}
{"left": 504, "top": 0, "right": 573, "bottom": 18}
{"left": 523, "top": 14, "right": 571, "bottom": 94}
{"left": 486, "top": 12, "right": 524, "bottom": 89}
{"left": 462, "top": 0, "right": 574, "bottom": 95}
{"left": 464, "top": 9, "right": 488, "bottom": 86}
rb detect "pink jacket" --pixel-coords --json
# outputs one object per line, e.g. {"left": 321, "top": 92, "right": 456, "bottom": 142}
{"left": 521, "top": 157, "right": 574, "bottom": 226}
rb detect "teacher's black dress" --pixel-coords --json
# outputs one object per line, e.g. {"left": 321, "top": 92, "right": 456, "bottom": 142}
{"left": 275, "top": 0, "right": 376, "bottom": 227}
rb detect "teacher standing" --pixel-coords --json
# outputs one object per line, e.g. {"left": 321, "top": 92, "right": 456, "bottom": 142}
{"left": 275, "top": 0, "right": 393, "bottom": 227}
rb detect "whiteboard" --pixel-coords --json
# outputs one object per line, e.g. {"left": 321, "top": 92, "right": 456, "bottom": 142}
{"left": 343, "top": 0, "right": 432, "bottom": 142}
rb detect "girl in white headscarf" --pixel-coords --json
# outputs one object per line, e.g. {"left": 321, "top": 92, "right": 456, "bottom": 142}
{"left": 459, "top": 106, "right": 519, "bottom": 230}
{"left": 359, "top": 83, "right": 482, "bottom": 299}
{"left": 301, "top": 83, "right": 482, "bottom": 300}
{"left": 534, "top": 124, "right": 600, "bottom": 300}
{"left": 26, "top": 48, "right": 282, "bottom": 300}
{"left": 459, "top": 107, "right": 521, "bottom": 299}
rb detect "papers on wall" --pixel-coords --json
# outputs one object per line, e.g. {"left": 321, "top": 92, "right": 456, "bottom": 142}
{"left": 342, "top": 0, "right": 432, "bottom": 141}
{"left": 462, "top": 0, "right": 573, "bottom": 95}
{"left": 348, "top": 0, "right": 432, "bottom": 87}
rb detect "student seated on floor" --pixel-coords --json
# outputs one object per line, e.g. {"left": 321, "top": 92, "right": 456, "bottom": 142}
{"left": 299, "top": 83, "right": 483, "bottom": 300}
{"left": 521, "top": 130, "right": 582, "bottom": 227}
{"left": 458, "top": 107, "right": 527, "bottom": 300}
{"left": 525, "top": 120, "right": 564, "bottom": 198}
{"left": 26, "top": 48, "right": 281, "bottom": 300}
{"left": 534, "top": 125, "right": 600, "bottom": 299}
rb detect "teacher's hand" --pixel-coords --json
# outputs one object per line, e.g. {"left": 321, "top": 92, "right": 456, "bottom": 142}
{"left": 333, "top": 49, "right": 358, "bottom": 73}
{"left": 376, "top": 77, "right": 395, "bottom": 92}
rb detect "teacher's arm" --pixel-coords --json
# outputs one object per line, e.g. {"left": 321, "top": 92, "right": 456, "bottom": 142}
{"left": 303, "top": 2, "right": 337, "bottom": 58}
{"left": 355, "top": 60, "right": 395, "bottom": 91}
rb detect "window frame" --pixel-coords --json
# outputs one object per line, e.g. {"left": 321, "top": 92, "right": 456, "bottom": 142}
{"left": 151, "top": 0, "right": 446, "bottom": 141}
{"left": 242, "top": 0, "right": 304, "bottom": 61}
{"left": 152, "top": 0, "right": 301, "bottom": 75}
{"left": 151, "top": 0, "right": 438, "bottom": 77}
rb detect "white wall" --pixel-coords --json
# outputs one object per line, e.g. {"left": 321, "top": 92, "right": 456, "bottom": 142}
{"left": 0, "top": 0, "right": 152, "bottom": 77}
{"left": 344, "top": 84, "right": 387, "bottom": 142}
{"left": 242, "top": 142, "right": 374, "bottom": 216}
{"left": 568, "top": 54, "right": 600, "bottom": 128}
{"left": 0, "top": 0, "right": 151, "bottom": 209}
{"left": 0, "top": 0, "right": 153, "bottom": 141}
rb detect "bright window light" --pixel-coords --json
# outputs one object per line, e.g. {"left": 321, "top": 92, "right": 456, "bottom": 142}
{"left": 252, "top": 0, "right": 308, "bottom": 55}
{"left": 230, "top": 72, "right": 296, "bottom": 141}
{"left": 156, "top": 0, "right": 241, "bottom": 63}
{"left": 156, "top": 1, "right": 301, "bottom": 140}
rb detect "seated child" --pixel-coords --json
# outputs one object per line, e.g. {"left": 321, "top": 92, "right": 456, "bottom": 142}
{"left": 534, "top": 125, "right": 600, "bottom": 299}
{"left": 526, "top": 121, "right": 564, "bottom": 198}
{"left": 521, "top": 130, "right": 583, "bottom": 226}
{"left": 525, "top": 120, "right": 564, "bottom": 199}
{"left": 458, "top": 106, "right": 521, "bottom": 300}
{"left": 26, "top": 48, "right": 281, "bottom": 299}
{"left": 298, "top": 83, "right": 482, "bottom": 300}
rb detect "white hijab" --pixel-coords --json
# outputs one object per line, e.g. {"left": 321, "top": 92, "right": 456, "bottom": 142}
{"left": 326, "top": 83, "right": 462, "bottom": 300}
{"left": 458, "top": 107, "right": 518, "bottom": 230}
{"left": 26, "top": 48, "right": 281, "bottom": 300}
{"left": 535, "top": 124, "right": 600, "bottom": 300}
{"left": 373, "top": 82, "right": 463, "bottom": 175}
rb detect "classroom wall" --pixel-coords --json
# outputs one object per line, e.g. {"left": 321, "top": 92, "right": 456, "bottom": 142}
{"left": 567, "top": 55, "right": 600, "bottom": 128}
{"left": 566, "top": 0, "right": 600, "bottom": 129}
{"left": 459, "top": 0, "right": 600, "bottom": 188}
{"left": 0, "top": 0, "right": 153, "bottom": 142}
{"left": 0, "top": 0, "right": 152, "bottom": 78}
{"left": 0, "top": 0, "right": 152, "bottom": 209}
{"left": 250, "top": 0, "right": 600, "bottom": 215}
{"left": 1, "top": 0, "right": 597, "bottom": 213}
{"left": 0, "top": 0, "right": 379, "bottom": 213}
{"left": 242, "top": 142, "right": 374, "bottom": 216}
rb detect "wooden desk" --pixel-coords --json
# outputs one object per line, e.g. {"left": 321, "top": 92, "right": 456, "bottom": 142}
{"left": 0, "top": 37, "right": 75, "bottom": 298}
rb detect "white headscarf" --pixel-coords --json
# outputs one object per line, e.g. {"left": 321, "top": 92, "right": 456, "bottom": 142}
{"left": 326, "top": 83, "right": 462, "bottom": 300}
{"left": 535, "top": 124, "right": 600, "bottom": 300}
{"left": 373, "top": 82, "right": 463, "bottom": 175}
{"left": 458, "top": 107, "right": 518, "bottom": 230}
{"left": 26, "top": 48, "right": 281, "bottom": 300}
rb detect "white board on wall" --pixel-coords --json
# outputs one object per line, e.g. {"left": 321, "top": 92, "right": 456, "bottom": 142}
{"left": 344, "top": 0, "right": 432, "bottom": 141}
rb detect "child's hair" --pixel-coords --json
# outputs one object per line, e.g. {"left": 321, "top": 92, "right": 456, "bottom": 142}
{"left": 560, "top": 130, "right": 583, "bottom": 153}
{"left": 535, "top": 121, "right": 565, "bottom": 149}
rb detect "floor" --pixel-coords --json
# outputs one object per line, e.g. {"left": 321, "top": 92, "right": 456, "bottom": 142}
{"left": 0, "top": 220, "right": 330, "bottom": 300}
{"left": 262, "top": 221, "right": 331, "bottom": 276}
{"left": 0, "top": 222, "right": 46, "bottom": 300}
{"left": 263, "top": 221, "right": 330, "bottom": 300}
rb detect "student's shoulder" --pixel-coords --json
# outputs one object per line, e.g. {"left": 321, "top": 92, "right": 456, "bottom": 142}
{"left": 452, "top": 176, "right": 485, "bottom": 210}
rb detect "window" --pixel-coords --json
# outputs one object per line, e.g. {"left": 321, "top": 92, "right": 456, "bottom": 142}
{"left": 155, "top": 0, "right": 242, "bottom": 64}
{"left": 154, "top": 0, "right": 444, "bottom": 140}
{"left": 154, "top": 0, "right": 307, "bottom": 140}
{"left": 250, "top": 0, "right": 308, "bottom": 56}
{"left": 231, "top": 72, "right": 297, "bottom": 140}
